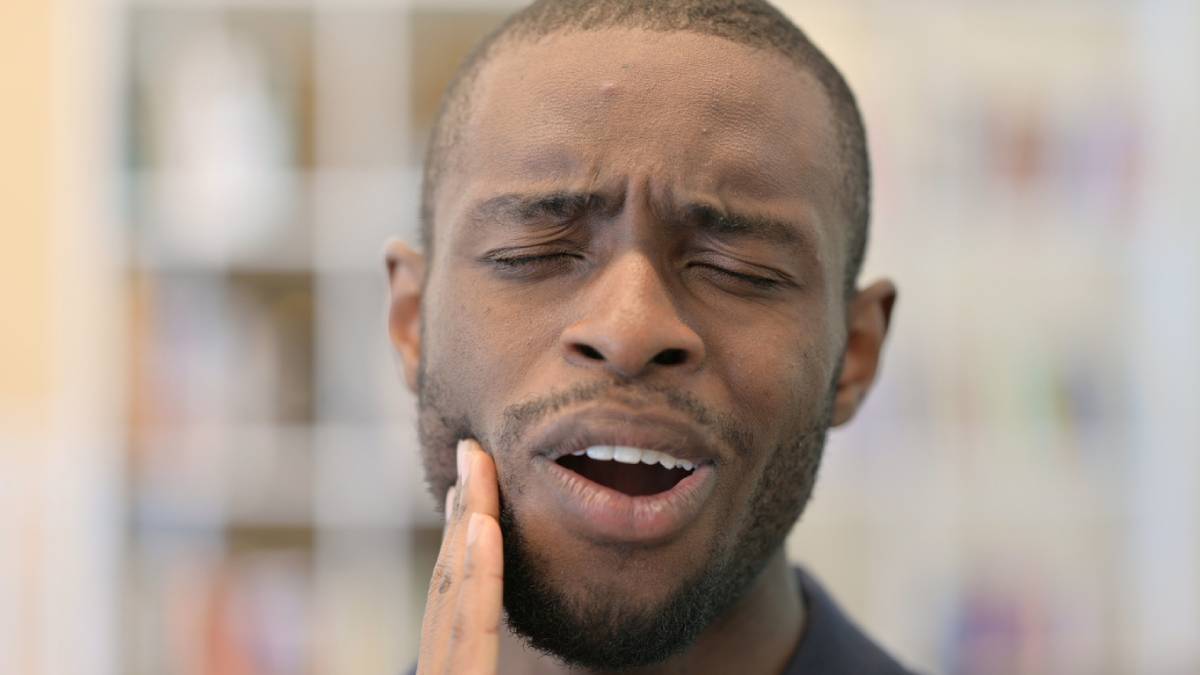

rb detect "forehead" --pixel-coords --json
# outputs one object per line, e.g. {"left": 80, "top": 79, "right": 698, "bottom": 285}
{"left": 438, "top": 28, "right": 842, "bottom": 252}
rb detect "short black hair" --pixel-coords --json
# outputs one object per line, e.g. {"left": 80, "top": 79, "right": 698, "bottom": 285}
{"left": 421, "top": 0, "right": 871, "bottom": 291}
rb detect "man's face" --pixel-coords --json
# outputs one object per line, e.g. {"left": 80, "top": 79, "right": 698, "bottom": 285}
{"left": 391, "top": 28, "right": 889, "bottom": 668}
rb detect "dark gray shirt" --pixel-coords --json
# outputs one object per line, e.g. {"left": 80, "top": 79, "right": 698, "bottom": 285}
{"left": 784, "top": 567, "right": 917, "bottom": 675}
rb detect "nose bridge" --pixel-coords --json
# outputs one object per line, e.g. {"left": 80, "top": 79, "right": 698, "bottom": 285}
{"left": 594, "top": 249, "right": 673, "bottom": 326}
{"left": 561, "top": 247, "right": 705, "bottom": 378}
{"left": 594, "top": 174, "right": 677, "bottom": 315}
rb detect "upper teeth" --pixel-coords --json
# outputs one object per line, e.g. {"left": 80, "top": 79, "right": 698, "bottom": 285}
{"left": 572, "top": 446, "right": 697, "bottom": 472}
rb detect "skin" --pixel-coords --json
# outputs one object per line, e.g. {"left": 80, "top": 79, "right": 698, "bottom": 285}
{"left": 387, "top": 28, "right": 896, "bottom": 675}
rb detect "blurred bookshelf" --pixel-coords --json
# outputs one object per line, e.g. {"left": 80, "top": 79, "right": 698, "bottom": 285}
{"left": 110, "top": 1, "right": 1197, "bottom": 674}
{"left": 117, "top": 3, "right": 499, "bottom": 673}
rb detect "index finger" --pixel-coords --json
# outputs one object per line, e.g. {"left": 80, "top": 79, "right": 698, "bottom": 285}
{"left": 446, "top": 512, "right": 504, "bottom": 674}
{"left": 457, "top": 439, "right": 500, "bottom": 522}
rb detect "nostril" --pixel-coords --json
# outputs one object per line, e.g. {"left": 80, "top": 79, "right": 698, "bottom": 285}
{"left": 653, "top": 348, "right": 688, "bottom": 366}
{"left": 576, "top": 344, "right": 605, "bottom": 361}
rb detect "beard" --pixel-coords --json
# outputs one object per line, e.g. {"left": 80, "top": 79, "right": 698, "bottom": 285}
{"left": 416, "top": 366, "right": 837, "bottom": 670}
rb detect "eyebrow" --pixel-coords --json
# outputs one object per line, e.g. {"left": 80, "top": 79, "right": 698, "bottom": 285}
{"left": 464, "top": 191, "right": 607, "bottom": 228}
{"left": 463, "top": 190, "right": 816, "bottom": 260}
{"left": 679, "top": 202, "right": 808, "bottom": 251}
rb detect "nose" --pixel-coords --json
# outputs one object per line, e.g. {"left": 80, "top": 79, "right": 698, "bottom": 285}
{"left": 560, "top": 252, "right": 706, "bottom": 379}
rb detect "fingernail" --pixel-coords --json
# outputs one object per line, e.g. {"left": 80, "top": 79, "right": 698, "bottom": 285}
{"left": 457, "top": 439, "right": 472, "bottom": 485}
{"left": 444, "top": 486, "right": 457, "bottom": 523}
{"left": 467, "top": 512, "right": 484, "bottom": 546}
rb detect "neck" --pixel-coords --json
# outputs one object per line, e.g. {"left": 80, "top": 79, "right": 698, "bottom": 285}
{"left": 498, "top": 550, "right": 805, "bottom": 675}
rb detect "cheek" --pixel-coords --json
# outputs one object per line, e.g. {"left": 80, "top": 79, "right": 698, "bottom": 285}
{"left": 713, "top": 318, "right": 836, "bottom": 435}
{"left": 423, "top": 298, "right": 490, "bottom": 407}
{"left": 423, "top": 276, "right": 564, "bottom": 435}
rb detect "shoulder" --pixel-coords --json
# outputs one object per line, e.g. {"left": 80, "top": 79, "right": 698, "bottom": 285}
{"left": 785, "top": 567, "right": 922, "bottom": 675}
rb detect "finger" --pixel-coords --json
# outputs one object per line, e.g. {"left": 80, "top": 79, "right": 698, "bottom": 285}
{"left": 446, "top": 512, "right": 504, "bottom": 675}
{"left": 420, "top": 438, "right": 497, "bottom": 674}
{"left": 429, "top": 439, "right": 497, "bottom": 628}
{"left": 419, "top": 485, "right": 462, "bottom": 674}
{"left": 433, "top": 485, "right": 461, "bottom": 577}
{"left": 438, "top": 439, "right": 476, "bottom": 560}
{"left": 430, "top": 439, "right": 488, "bottom": 614}
{"left": 459, "top": 439, "right": 500, "bottom": 521}
{"left": 444, "top": 485, "right": 457, "bottom": 525}
{"left": 434, "top": 440, "right": 481, "bottom": 576}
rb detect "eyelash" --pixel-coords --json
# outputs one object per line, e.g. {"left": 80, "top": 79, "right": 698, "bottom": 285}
{"left": 485, "top": 252, "right": 581, "bottom": 272}
{"left": 483, "top": 253, "right": 784, "bottom": 292}
{"left": 692, "top": 263, "right": 782, "bottom": 290}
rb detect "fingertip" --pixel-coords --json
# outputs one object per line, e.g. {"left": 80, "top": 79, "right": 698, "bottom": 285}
{"left": 460, "top": 438, "right": 498, "bottom": 482}
{"left": 444, "top": 486, "right": 457, "bottom": 523}
{"left": 456, "top": 440, "right": 472, "bottom": 485}
{"left": 471, "top": 441, "right": 497, "bottom": 474}
{"left": 456, "top": 439, "right": 501, "bottom": 521}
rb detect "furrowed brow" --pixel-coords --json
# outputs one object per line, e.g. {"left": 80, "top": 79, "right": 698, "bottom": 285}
{"left": 464, "top": 191, "right": 605, "bottom": 228}
{"left": 683, "top": 203, "right": 817, "bottom": 259}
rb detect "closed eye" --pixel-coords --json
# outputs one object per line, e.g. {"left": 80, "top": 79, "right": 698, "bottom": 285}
{"left": 481, "top": 251, "right": 584, "bottom": 279}
{"left": 690, "top": 263, "right": 786, "bottom": 291}
{"left": 488, "top": 252, "right": 578, "bottom": 267}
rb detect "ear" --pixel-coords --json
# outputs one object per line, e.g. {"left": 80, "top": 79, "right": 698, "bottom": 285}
{"left": 832, "top": 279, "right": 897, "bottom": 427}
{"left": 385, "top": 238, "right": 426, "bottom": 392}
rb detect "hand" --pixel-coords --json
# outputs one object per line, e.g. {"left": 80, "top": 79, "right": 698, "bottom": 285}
{"left": 417, "top": 439, "right": 504, "bottom": 675}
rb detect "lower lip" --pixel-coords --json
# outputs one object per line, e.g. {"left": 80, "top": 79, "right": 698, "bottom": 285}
{"left": 536, "top": 456, "right": 717, "bottom": 544}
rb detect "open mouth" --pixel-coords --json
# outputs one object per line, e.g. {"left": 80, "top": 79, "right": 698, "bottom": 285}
{"left": 555, "top": 446, "right": 698, "bottom": 497}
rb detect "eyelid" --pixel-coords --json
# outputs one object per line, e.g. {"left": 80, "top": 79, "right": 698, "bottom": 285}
{"left": 478, "top": 247, "right": 586, "bottom": 279}
{"left": 489, "top": 252, "right": 578, "bottom": 266}
{"left": 687, "top": 252, "right": 795, "bottom": 288}
{"left": 479, "top": 245, "right": 583, "bottom": 263}
{"left": 692, "top": 263, "right": 784, "bottom": 291}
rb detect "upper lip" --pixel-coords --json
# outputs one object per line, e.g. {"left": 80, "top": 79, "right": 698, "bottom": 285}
{"left": 526, "top": 405, "right": 724, "bottom": 466}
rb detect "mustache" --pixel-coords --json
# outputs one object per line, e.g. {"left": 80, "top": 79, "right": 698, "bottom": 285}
{"left": 495, "top": 380, "right": 753, "bottom": 456}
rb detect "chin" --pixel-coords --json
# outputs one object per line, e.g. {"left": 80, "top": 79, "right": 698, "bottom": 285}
{"left": 532, "top": 543, "right": 692, "bottom": 615}
{"left": 499, "top": 501, "right": 739, "bottom": 670}
{"left": 506, "top": 493, "right": 717, "bottom": 601}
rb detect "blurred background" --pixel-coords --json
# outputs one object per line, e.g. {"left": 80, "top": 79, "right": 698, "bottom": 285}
{"left": 3, "top": 0, "right": 1198, "bottom": 673}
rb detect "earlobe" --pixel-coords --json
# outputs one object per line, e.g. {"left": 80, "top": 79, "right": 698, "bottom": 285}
{"left": 832, "top": 280, "right": 897, "bottom": 427}
{"left": 385, "top": 238, "right": 426, "bottom": 392}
